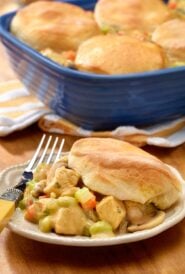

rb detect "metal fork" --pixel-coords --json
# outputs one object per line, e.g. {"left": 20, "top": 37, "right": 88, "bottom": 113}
{"left": 0, "top": 134, "right": 65, "bottom": 232}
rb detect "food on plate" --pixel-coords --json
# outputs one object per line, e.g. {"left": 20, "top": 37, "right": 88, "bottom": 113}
{"left": 152, "top": 19, "right": 185, "bottom": 65}
{"left": 19, "top": 138, "right": 183, "bottom": 238}
{"left": 94, "top": 0, "right": 172, "bottom": 33}
{"left": 75, "top": 34, "right": 165, "bottom": 74}
{"left": 68, "top": 138, "right": 182, "bottom": 210}
{"left": 11, "top": 1, "right": 100, "bottom": 52}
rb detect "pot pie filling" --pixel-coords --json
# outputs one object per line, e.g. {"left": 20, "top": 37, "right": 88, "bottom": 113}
{"left": 19, "top": 156, "right": 168, "bottom": 238}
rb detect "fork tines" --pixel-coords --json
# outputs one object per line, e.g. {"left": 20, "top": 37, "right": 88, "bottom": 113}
{"left": 26, "top": 134, "right": 65, "bottom": 171}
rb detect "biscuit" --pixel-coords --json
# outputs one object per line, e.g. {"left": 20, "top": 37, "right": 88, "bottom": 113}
{"left": 11, "top": 1, "right": 100, "bottom": 51}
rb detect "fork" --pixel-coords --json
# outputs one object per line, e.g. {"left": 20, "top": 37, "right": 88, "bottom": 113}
{"left": 0, "top": 134, "right": 65, "bottom": 232}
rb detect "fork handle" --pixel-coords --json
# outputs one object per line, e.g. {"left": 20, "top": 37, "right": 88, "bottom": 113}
{"left": 0, "top": 199, "right": 15, "bottom": 232}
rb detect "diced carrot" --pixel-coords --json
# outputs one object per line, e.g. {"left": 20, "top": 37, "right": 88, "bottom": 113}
{"left": 62, "top": 51, "right": 76, "bottom": 61}
{"left": 168, "top": 2, "right": 177, "bottom": 9}
{"left": 25, "top": 204, "right": 37, "bottom": 223}
{"left": 82, "top": 198, "right": 97, "bottom": 210}
{"left": 24, "top": 202, "right": 43, "bottom": 223}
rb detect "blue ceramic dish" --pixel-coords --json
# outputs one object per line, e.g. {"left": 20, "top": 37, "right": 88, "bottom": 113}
{"left": 0, "top": 0, "right": 185, "bottom": 130}
{"left": 57, "top": 0, "right": 97, "bottom": 10}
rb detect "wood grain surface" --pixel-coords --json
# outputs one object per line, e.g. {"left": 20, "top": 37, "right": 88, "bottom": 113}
{"left": 1, "top": 4, "right": 185, "bottom": 273}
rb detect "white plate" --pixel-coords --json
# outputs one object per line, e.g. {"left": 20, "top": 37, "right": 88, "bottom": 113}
{"left": 1, "top": 163, "right": 185, "bottom": 246}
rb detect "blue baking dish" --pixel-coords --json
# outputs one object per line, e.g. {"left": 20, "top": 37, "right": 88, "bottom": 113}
{"left": 0, "top": 0, "right": 185, "bottom": 130}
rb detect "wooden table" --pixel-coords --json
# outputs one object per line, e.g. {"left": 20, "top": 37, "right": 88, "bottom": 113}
{"left": 1, "top": 41, "right": 185, "bottom": 274}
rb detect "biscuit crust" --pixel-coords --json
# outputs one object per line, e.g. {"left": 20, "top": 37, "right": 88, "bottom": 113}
{"left": 68, "top": 138, "right": 182, "bottom": 208}
{"left": 11, "top": 1, "right": 100, "bottom": 51}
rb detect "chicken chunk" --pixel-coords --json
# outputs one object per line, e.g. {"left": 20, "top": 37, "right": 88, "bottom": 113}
{"left": 124, "top": 201, "right": 157, "bottom": 225}
{"left": 54, "top": 206, "right": 87, "bottom": 235}
{"left": 44, "top": 166, "right": 80, "bottom": 197}
{"left": 33, "top": 163, "right": 50, "bottom": 182}
{"left": 96, "top": 196, "right": 126, "bottom": 230}
{"left": 31, "top": 179, "right": 46, "bottom": 198}
{"left": 47, "top": 156, "right": 68, "bottom": 183}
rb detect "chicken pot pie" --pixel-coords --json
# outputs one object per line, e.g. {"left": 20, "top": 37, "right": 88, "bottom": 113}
{"left": 10, "top": 0, "right": 185, "bottom": 74}
{"left": 19, "top": 138, "right": 183, "bottom": 238}
{"left": 75, "top": 34, "right": 166, "bottom": 74}
{"left": 11, "top": 1, "right": 100, "bottom": 52}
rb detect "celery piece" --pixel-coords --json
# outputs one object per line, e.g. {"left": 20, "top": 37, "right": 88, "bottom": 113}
{"left": 89, "top": 221, "right": 113, "bottom": 235}
{"left": 27, "top": 180, "right": 36, "bottom": 191}
{"left": 57, "top": 196, "right": 77, "bottom": 207}
{"left": 39, "top": 216, "right": 53, "bottom": 233}
{"left": 83, "top": 219, "right": 94, "bottom": 237}
{"left": 46, "top": 198, "right": 59, "bottom": 213}
{"left": 75, "top": 187, "right": 94, "bottom": 204}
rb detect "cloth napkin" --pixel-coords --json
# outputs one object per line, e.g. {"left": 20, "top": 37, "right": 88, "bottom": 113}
{"left": 1, "top": 80, "right": 185, "bottom": 148}
{"left": 0, "top": 80, "right": 50, "bottom": 136}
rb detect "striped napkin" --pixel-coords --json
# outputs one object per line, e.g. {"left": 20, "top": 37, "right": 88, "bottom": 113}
{"left": 1, "top": 80, "right": 185, "bottom": 148}
{"left": 0, "top": 80, "right": 50, "bottom": 136}
{"left": 39, "top": 114, "right": 185, "bottom": 147}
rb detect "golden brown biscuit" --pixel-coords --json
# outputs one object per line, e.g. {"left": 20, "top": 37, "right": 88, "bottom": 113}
{"left": 11, "top": 1, "right": 100, "bottom": 52}
{"left": 68, "top": 138, "right": 182, "bottom": 209}
{"left": 94, "top": 0, "right": 172, "bottom": 33}
{"left": 75, "top": 34, "right": 165, "bottom": 74}
{"left": 152, "top": 19, "right": 185, "bottom": 64}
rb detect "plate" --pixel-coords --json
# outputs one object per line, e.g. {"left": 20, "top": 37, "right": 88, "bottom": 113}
{"left": 1, "top": 163, "right": 185, "bottom": 246}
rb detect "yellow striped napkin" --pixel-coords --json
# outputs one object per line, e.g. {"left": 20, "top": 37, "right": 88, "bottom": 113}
{"left": 39, "top": 113, "right": 185, "bottom": 147}
{"left": 1, "top": 79, "right": 185, "bottom": 147}
{"left": 0, "top": 80, "right": 50, "bottom": 136}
